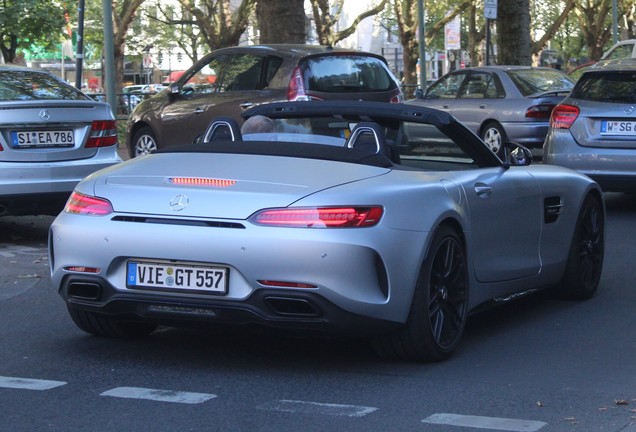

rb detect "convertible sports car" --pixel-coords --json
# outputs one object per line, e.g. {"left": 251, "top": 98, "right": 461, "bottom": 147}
{"left": 49, "top": 101, "right": 604, "bottom": 362}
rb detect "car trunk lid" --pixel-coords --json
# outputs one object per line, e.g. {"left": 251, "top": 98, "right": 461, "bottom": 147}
{"left": 92, "top": 152, "right": 391, "bottom": 219}
{"left": 569, "top": 101, "right": 636, "bottom": 149}
{"left": 0, "top": 100, "right": 113, "bottom": 162}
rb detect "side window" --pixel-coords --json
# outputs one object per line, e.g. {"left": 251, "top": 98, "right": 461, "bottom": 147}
{"left": 183, "top": 55, "right": 224, "bottom": 95}
{"left": 264, "top": 56, "right": 283, "bottom": 87}
{"left": 425, "top": 73, "right": 466, "bottom": 99}
{"left": 605, "top": 44, "right": 634, "bottom": 60}
{"left": 458, "top": 72, "right": 503, "bottom": 99}
{"left": 220, "top": 54, "right": 265, "bottom": 92}
{"left": 399, "top": 121, "right": 476, "bottom": 168}
{"left": 459, "top": 73, "right": 489, "bottom": 99}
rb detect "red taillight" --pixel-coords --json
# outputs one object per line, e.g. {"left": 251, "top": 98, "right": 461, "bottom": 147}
{"left": 86, "top": 120, "right": 118, "bottom": 148}
{"left": 390, "top": 94, "right": 403, "bottom": 103}
{"left": 287, "top": 66, "right": 312, "bottom": 101}
{"left": 258, "top": 280, "right": 317, "bottom": 288}
{"left": 550, "top": 104, "right": 580, "bottom": 129}
{"left": 251, "top": 206, "right": 383, "bottom": 228}
{"left": 64, "top": 266, "right": 101, "bottom": 273}
{"left": 64, "top": 191, "right": 113, "bottom": 215}
{"left": 525, "top": 104, "right": 556, "bottom": 119}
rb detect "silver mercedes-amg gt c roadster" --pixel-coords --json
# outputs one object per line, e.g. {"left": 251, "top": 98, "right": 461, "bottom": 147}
{"left": 49, "top": 101, "right": 604, "bottom": 362}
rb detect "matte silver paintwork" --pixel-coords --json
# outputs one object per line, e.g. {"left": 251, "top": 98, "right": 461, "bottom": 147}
{"left": 50, "top": 101, "right": 600, "bottom": 329}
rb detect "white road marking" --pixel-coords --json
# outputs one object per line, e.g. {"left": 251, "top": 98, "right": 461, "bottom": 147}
{"left": 0, "top": 375, "right": 66, "bottom": 390}
{"left": 423, "top": 413, "right": 547, "bottom": 431}
{"left": 257, "top": 399, "right": 378, "bottom": 417}
{"left": 100, "top": 386, "right": 216, "bottom": 404}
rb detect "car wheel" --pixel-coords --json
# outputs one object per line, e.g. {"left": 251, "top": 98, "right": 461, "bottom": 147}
{"left": 554, "top": 194, "right": 604, "bottom": 300}
{"left": 67, "top": 307, "right": 157, "bottom": 338}
{"left": 373, "top": 225, "right": 468, "bottom": 362}
{"left": 130, "top": 126, "right": 158, "bottom": 158}
{"left": 481, "top": 122, "right": 506, "bottom": 157}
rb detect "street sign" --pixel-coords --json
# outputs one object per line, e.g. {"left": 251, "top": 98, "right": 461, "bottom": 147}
{"left": 485, "top": 0, "right": 497, "bottom": 19}
{"left": 142, "top": 54, "right": 153, "bottom": 69}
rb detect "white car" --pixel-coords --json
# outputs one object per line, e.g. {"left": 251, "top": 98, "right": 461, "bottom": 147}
{"left": 50, "top": 101, "right": 604, "bottom": 362}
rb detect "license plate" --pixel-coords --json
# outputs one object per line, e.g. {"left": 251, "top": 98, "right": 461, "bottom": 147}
{"left": 10, "top": 130, "right": 74, "bottom": 148}
{"left": 126, "top": 261, "right": 228, "bottom": 294}
{"left": 600, "top": 120, "right": 636, "bottom": 135}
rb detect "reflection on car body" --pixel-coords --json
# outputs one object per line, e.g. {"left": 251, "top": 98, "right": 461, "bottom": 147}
{"left": 51, "top": 101, "right": 604, "bottom": 362}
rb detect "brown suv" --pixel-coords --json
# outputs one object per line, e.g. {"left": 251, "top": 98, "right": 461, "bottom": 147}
{"left": 126, "top": 44, "right": 403, "bottom": 157}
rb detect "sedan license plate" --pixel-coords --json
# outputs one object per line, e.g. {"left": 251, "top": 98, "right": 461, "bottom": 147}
{"left": 600, "top": 120, "right": 636, "bottom": 135}
{"left": 126, "top": 261, "right": 228, "bottom": 294}
{"left": 10, "top": 130, "right": 74, "bottom": 148}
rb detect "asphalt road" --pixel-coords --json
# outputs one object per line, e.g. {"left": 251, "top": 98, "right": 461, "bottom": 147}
{"left": 1, "top": 193, "right": 636, "bottom": 432}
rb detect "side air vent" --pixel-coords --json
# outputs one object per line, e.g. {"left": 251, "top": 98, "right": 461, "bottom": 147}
{"left": 544, "top": 196, "right": 563, "bottom": 223}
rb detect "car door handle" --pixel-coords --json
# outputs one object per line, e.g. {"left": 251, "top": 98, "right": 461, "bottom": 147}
{"left": 479, "top": 104, "right": 487, "bottom": 109}
{"left": 442, "top": 104, "right": 450, "bottom": 109}
{"left": 474, "top": 184, "right": 492, "bottom": 198}
{"left": 239, "top": 102, "right": 254, "bottom": 109}
{"left": 194, "top": 107, "right": 204, "bottom": 114}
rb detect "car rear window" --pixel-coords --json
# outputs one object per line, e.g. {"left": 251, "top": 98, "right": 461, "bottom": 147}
{"left": 301, "top": 55, "right": 396, "bottom": 93}
{"left": 570, "top": 71, "right": 636, "bottom": 103}
{"left": 0, "top": 71, "right": 89, "bottom": 101}
{"left": 507, "top": 69, "right": 574, "bottom": 96}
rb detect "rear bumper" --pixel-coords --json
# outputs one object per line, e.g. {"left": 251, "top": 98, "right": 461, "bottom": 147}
{"left": 0, "top": 192, "right": 71, "bottom": 216}
{"left": 500, "top": 121, "right": 549, "bottom": 148}
{"left": 544, "top": 131, "right": 636, "bottom": 192}
{"left": 59, "top": 274, "right": 400, "bottom": 336}
{"left": 0, "top": 150, "right": 121, "bottom": 215}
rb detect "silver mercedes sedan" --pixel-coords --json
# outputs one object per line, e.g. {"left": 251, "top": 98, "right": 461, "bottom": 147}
{"left": 544, "top": 59, "right": 636, "bottom": 192}
{"left": 0, "top": 65, "right": 121, "bottom": 216}
{"left": 409, "top": 66, "right": 574, "bottom": 157}
{"left": 50, "top": 101, "right": 603, "bottom": 362}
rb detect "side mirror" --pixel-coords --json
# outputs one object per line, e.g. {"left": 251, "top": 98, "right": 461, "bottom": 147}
{"left": 414, "top": 88, "right": 424, "bottom": 99}
{"left": 503, "top": 142, "right": 533, "bottom": 167}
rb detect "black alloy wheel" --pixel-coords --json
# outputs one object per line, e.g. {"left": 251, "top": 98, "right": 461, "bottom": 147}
{"left": 373, "top": 225, "right": 468, "bottom": 362}
{"left": 556, "top": 193, "right": 604, "bottom": 300}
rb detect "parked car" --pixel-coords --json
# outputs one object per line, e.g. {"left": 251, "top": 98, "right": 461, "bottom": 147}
{"left": 51, "top": 100, "right": 604, "bottom": 362}
{"left": 601, "top": 39, "right": 636, "bottom": 60}
{"left": 122, "top": 84, "right": 146, "bottom": 94}
{"left": 126, "top": 44, "right": 403, "bottom": 158}
{"left": 544, "top": 58, "right": 636, "bottom": 192}
{"left": 0, "top": 65, "right": 121, "bottom": 216}
{"left": 408, "top": 66, "right": 575, "bottom": 156}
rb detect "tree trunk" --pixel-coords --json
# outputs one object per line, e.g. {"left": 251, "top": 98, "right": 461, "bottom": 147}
{"left": 257, "top": 0, "right": 306, "bottom": 43}
{"left": 497, "top": 0, "right": 532, "bottom": 65}
{"left": 575, "top": 0, "right": 613, "bottom": 61}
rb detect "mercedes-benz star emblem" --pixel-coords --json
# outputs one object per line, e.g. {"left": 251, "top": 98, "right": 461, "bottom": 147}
{"left": 39, "top": 109, "right": 51, "bottom": 121}
{"left": 169, "top": 194, "right": 189, "bottom": 211}
{"left": 626, "top": 106, "right": 635, "bottom": 115}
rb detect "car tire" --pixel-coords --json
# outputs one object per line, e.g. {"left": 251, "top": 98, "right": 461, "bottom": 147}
{"left": 130, "top": 126, "right": 158, "bottom": 158}
{"left": 372, "top": 225, "right": 469, "bottom": 362}
{"left": 554, "top": 193, "right": 604, "bottom": 300}
{"left": 481, "top": 122, "right": 506, "bottom": 157}
{"left": 67, "top": 307, "right": 157, "bottom": 338}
